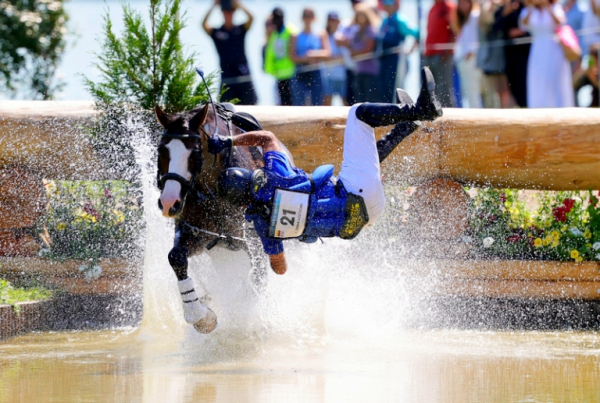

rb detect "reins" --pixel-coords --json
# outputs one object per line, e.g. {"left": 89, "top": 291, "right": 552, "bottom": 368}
{"left": 157, "top": 104, "right": 243, "bottom": 250}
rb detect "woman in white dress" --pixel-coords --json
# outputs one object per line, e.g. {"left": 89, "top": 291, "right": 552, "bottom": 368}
{"left": 451, "top": 0, "right": 483, "bottom": 108}
{"left": 519, "top": 0, "right": 574, "bottom": 107}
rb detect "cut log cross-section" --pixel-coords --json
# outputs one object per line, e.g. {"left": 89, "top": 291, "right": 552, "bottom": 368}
{"left": 0, "top": 167, "right": 45, "bottom": 229}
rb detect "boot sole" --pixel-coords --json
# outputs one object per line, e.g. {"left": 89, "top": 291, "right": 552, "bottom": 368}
{"left": 420, "top": 67, "right": 443, "bottom": 119}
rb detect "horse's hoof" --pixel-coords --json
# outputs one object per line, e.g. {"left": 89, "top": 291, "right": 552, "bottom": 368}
{"left": 193, "top": 308, "right": 217, "bottom": 333}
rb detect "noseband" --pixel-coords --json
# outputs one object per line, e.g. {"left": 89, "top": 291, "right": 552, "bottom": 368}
{"left": 157, "top": 132, "right": 206, "bottom": 203}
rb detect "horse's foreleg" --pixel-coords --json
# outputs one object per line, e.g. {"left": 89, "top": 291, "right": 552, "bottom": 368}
{"left": 168, "top": 232, "right": 217, "bottom": 333}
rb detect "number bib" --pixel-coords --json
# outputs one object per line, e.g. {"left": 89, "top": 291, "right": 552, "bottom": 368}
{"left": 268, "top": 189, "right": 310, "bottom": 238}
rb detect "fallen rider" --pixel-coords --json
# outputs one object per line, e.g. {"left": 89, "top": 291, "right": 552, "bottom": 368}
{"left": 208, "top": 67, "right": 443, "bottom": 275}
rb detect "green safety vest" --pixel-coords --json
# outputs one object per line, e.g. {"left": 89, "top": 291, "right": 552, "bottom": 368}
{"left": 265, "top": 26, "right": 296, "bottom": 80}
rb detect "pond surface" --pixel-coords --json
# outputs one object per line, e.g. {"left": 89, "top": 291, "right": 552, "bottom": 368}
{"left": 1, "top": 328, "right": 600, "bottom": 403}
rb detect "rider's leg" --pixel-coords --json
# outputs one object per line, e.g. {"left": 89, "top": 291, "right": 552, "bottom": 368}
{"left": 355, "top": 67, "right": 443, "bottom": 127}
{"left": 377, "top": 121, "right": 420, "bottom": 163}
{"left": 338, "top": 104, "right": 386, "bottom": 226}
{"left": 377, "top": 89, "right": 420, "bottom": 163}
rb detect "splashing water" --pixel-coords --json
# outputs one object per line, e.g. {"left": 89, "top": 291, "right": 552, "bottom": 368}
{"left": 3, "top": 115, "right": 600, "bottom": 403}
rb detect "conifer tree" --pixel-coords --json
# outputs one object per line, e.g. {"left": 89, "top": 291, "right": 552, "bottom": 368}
{"left": 85, "top": 0, "right": 213, "bottom": 113}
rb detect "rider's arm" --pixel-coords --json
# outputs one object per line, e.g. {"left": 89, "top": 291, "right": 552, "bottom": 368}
{"left": 250, "top": 214, "right": 288, "bottom": 274}
{"left": 235, "top": 0, "right": 254, "bottom": 31}
{"left": 230, "top": 130, "right": 284, "bottom": 153}
{"left": 202, "top": 0, "right": 218, "bottom": 35}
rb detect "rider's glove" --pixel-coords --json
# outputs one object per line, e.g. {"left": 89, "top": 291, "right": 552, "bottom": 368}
{"left": 208, "top": 135, "right": 233, "bottom": 154}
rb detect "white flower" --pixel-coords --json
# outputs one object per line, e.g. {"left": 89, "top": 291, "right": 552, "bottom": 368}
{"left": 593, "top": 242, "right": 600, "bottom": 251}
{"left": 596, "top": 254, "right": 600, "bottom": 260}
{"left": 78, "top": 265, "right": 88, "bottom": 272}
{"left": 483, "top": 237, "right": 494, "bottom": 248}
{"left": 569, "top": 228, "right": 583, "bottom": 237}
{"left": 90, "top": 265, "right": 102, "bottom": 280}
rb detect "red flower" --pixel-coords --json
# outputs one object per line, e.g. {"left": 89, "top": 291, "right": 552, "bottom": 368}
{"left": 104, "top": 188, "right": 113, "bottom": 199}
{"left": 563, "top": 198, "right": 575, "bottom": 212}
{"left": 553, "top": 206, "right": 567, "bottom": 222}
{"left": 84, "top": 203, "right": 101, "bottom": 221}
{"left": 590, "top": 196, "right": 599, "bottom": 208}
{"left": 500, "top": 193, "right": 507, "bottom": 203}
{"left": 506, "top": 235, "right": 520, "bottom": 243}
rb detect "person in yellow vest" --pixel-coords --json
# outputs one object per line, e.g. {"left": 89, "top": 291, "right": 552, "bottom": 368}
{"left": 264, "top": 7, "right": 296, "bottom": 105}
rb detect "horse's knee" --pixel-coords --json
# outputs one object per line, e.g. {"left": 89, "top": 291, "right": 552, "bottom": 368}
{"left": 168, "top": 246, "right": 188, "bottom": 280}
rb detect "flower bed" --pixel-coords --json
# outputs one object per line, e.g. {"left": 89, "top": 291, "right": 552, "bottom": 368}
{"left": 467, "top": 189, "right": 600, "bottom": 262}
{"left": 39, "top": 180, "right": 143, "bottom": 270}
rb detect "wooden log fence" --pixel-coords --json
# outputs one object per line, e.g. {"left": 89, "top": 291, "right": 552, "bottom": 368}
{"left": 1, "top": 101, "right": 600, "bottom": 299}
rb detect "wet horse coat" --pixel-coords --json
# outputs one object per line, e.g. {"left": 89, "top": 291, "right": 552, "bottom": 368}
{"left": 156, "top": 103, "right": 272, "bottom": 295}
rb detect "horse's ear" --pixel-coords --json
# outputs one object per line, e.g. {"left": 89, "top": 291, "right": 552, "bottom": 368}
{"left": 155, "top": 105, "right": 171, "bottom": 128}
{"left": 189, "top": 104, "right": 209, "bottom": 132}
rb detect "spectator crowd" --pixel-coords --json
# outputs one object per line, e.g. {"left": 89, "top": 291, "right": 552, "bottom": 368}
{"left": 203, "top": 0, "right": 600, "bottom": 108}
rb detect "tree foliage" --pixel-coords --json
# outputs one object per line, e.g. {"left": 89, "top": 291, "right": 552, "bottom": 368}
{"left": 0, "top": 0, "right": 68, "bottom": 99}
{"left": 85, "top": 0, "right": 214, "bottom": 113}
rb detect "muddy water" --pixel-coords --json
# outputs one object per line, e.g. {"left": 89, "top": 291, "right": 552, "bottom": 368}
{"left": 3, "top": 119, "right": 599, "bottom": 402}
{"left": 1, "top": 329, "right": 600, "bottom": 403}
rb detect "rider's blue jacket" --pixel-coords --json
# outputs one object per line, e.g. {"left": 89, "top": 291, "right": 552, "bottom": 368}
{"left": 245, "top": 151, "right": 349, "bottom": 255}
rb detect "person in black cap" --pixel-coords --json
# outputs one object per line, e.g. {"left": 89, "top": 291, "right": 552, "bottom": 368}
{"left": 202, "top": 0, "right": 258, "bottom": 105}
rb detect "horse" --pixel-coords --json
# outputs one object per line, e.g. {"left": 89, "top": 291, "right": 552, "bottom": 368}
{"left": 155, "top": 102, "right": 281, "bottom": 331}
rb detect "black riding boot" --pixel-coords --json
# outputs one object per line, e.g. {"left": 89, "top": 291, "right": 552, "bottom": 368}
{"left": 377, "top": 121, "right": 420, "bottom": 163}
{"left": 356, "top": 67, "right": 443, "bottom": 127}
{"left": 375, "top": 88, "right": 420, "bottom": 162}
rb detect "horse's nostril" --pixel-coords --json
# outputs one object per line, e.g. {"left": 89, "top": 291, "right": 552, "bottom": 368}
{"left": 173, "top": 200, "right": 181, "bottom": 211}
{"left": 158, "top": 199, "right": 163, "bottom": 210}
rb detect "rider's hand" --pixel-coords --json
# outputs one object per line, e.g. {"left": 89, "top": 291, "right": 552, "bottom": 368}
{"left": 208, "top": 135, "right": 233, "bottom": 154}
{"left": 269, "top": 253, "right": 287, "bottom": 275}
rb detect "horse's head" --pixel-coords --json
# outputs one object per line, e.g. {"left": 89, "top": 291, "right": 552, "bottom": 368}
{"left": 155, "top": 104, "right": 210, "bottom": 218}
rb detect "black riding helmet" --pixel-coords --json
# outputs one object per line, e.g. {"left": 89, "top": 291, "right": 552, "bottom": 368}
{"left": 216, "top": 168, "right": 253, "bottom": 206}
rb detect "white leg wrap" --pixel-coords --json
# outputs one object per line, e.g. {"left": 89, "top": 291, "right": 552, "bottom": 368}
{"left": 178, "top": 278, "right": 209, "bottom": 324}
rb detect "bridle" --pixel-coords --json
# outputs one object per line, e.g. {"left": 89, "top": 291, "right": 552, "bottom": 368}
{"left": 157, "top": 130, "right": 208, "bottom": 206}
{"left": 156, "top": 106, "right": 246, "bottom": 249}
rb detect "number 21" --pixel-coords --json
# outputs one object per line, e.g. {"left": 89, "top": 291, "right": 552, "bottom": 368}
{"left": 280, "top": 209, "right": 295, "bottom": 226}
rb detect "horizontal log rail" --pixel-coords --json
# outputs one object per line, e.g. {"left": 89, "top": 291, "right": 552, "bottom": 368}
{"left": 1, "top": 101, "right": 599, "bottom": 189}
{"left": 0, "top": 257, "right": 141, "bottom": 295}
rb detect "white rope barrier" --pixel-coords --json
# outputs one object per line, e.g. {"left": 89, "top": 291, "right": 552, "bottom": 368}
{"left": 221, "top": 26, "right": 600, "bottom": 85}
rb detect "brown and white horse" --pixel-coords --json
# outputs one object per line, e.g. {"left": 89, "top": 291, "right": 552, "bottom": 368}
{"left": 155, "top": 103, "right": 271, "bottom": 313}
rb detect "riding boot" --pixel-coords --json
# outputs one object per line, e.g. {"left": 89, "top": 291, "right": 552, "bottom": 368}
{"left": 377, "top": 121, "right": 420, "bottom": 163}
{"left": 356, "top": 67, "right": 443, "bottom": 127}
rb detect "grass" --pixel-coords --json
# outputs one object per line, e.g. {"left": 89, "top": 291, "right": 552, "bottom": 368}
{"left": 0, "top": 278, "right": 52, "bottom": 311}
